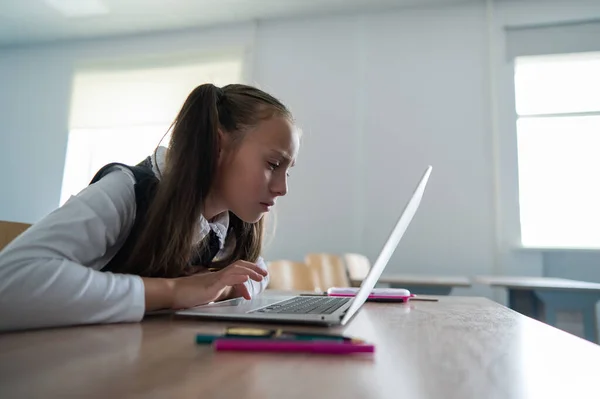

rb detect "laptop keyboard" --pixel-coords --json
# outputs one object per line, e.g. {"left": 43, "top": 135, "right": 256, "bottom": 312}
{"left": 250, "top": 296, "right": 350, "bottom": 315}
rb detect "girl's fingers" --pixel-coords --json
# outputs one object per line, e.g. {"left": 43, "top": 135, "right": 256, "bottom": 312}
{"left": 233, "top": 283, "right": 251, "bottom": 300}
{"left": 226, "top": 265, "right": 263, "bottom": 282}
{"left": 233, "top": 260, "right": 268, "bottom": 276}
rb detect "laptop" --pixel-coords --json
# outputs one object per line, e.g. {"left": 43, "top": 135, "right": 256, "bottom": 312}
{"left": 176, "top": 165, "right": 433, "bottom": 327}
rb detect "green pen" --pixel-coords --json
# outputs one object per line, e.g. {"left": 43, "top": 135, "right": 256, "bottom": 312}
{"left": 196, "top": 328, "right": 363, "bottom": 344}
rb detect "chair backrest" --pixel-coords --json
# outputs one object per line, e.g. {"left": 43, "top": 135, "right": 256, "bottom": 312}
{"left": 266, "top": 260, "right": 319, "bottom": 292}
{"left": 0, "top": 221, "right": 31, "bottom": 251}
{"left": 343, "top": 253, "right": 371, "bottom": 282}
{"left": 304, "top": 253, "right": 350, "bottom": 291}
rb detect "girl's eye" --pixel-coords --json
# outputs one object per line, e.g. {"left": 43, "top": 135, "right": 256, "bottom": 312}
{"left": 267, "top": 162, "right": 279, "bottom": 170}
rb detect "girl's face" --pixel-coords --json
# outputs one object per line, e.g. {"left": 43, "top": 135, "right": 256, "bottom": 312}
{"left": 211, "top": 116, "right": 300, "bottom": 223}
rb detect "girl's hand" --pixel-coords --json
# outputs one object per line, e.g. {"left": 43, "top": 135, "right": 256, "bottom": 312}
{"left": 142, "top": 261, "right": 268, "bottom": 312}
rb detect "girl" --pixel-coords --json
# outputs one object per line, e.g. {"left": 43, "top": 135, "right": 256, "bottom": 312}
{"left": 0, "top": 83, "right": 300, "bottom": 332}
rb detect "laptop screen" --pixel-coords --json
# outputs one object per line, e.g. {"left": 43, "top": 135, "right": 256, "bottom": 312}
{"left": 340, "top": 166, "right": 432, "bottom": 325}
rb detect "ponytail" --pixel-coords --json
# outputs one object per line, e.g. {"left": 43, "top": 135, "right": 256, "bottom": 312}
{"left": 123, "top": 85, "right": 221, "bottom": 277}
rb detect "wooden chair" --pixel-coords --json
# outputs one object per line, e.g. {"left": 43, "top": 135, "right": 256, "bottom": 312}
{"left": 0, "top": 220, "right": 31, "bottom": 251}
{"left": 304, "top": 253, "right": 350, "bottom": 291}
{"left": 344, "top": 253, "right": 371, "bottom": 286}
{"left": 266, "top": 260, "right": 320, "bottom": 292}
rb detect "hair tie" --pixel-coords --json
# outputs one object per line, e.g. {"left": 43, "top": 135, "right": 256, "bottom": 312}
{"left": 215, "top": 86, "right": 225, "bottom": 104}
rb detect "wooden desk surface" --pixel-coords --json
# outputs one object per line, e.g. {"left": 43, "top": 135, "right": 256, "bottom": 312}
{"left": 475, "top": 275, "right": 600, "bottom": 292}
{"left": 373, "top": 274, "right": 471, "bottom": 287}
{"left": 1, "top": 297, "right": 599, "bottom": 399}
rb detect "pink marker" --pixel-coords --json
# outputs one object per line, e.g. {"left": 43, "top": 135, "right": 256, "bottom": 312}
{"left": 213, "top": 339, "right": 375, "bottom": 355}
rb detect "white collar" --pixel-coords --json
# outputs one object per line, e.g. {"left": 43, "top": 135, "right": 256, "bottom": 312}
{"left": 150, "top": 146, "right": 229, "bottom": 246}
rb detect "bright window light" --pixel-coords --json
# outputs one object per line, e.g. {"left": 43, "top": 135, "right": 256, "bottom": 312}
{"left": 61, "top": 55, "right": 243, "bottom": 205}
{"left": 515, "top": 52, "right": 600, "bottom": 248}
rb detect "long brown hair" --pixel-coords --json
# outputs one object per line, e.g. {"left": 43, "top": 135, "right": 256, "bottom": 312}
{"left": 125, "top": 83, "right": 292, "bottom": 277}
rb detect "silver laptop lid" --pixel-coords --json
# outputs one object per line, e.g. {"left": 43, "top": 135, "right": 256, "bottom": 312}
{"left": 340, "top": 166, "right": 432, "bottom": 325}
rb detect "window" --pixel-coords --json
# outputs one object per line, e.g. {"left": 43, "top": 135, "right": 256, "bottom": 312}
{"left": 60, "top": 55, "right": 243, "bottom": 205}
{"left": 514, "top": 52, "right": 600, "bottom": 248}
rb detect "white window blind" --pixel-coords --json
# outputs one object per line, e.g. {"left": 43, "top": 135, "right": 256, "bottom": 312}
{"left": 506, "top": 20, "right": 600, "bottom": 60}
{"left": 515, "top": 52, "right": 600, "bottom": 248}
{"left": 60, "top": 56, "right": 243, "bottom": 205}
{"left": 69, "top": 60, "right": 242, "bottom": 129}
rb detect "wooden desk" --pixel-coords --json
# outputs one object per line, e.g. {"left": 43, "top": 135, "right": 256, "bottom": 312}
{"left": 475, "top": 275, "right": 600, "bottom": 343}
{"left": 2, "top": 297, "right": 600, "bottom": 399}
{"left": 353, "top": 274, "right": 471, "bottom": 295}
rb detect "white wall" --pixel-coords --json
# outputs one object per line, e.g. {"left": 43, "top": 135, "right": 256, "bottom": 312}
{"left": 254, "top": 5, "right": 497, "bottom": 292}
{"left": 361, "top": 6, "right": 494, "bottom": 282}
{"left": 254, "top": 15, "right": 362, "bottom": 261}
{"left": 0, "top": 50, "right": 72, "bottom": 222}
{"left": 2, "top": 1, "right": 599, "bottom": 298}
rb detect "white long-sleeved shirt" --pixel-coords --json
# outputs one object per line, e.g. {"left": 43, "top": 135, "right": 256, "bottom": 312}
{"left": 0, "top": 149, "right": 269, "bottom": 332}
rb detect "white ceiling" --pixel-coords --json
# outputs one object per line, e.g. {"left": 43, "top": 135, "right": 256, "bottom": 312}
{"left": 0, "top": 0, "right": 476, "bottom": 47}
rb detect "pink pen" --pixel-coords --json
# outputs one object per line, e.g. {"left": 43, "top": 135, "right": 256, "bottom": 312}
{"left": 213, "top": 339, "right": 375, "bottom": 354}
